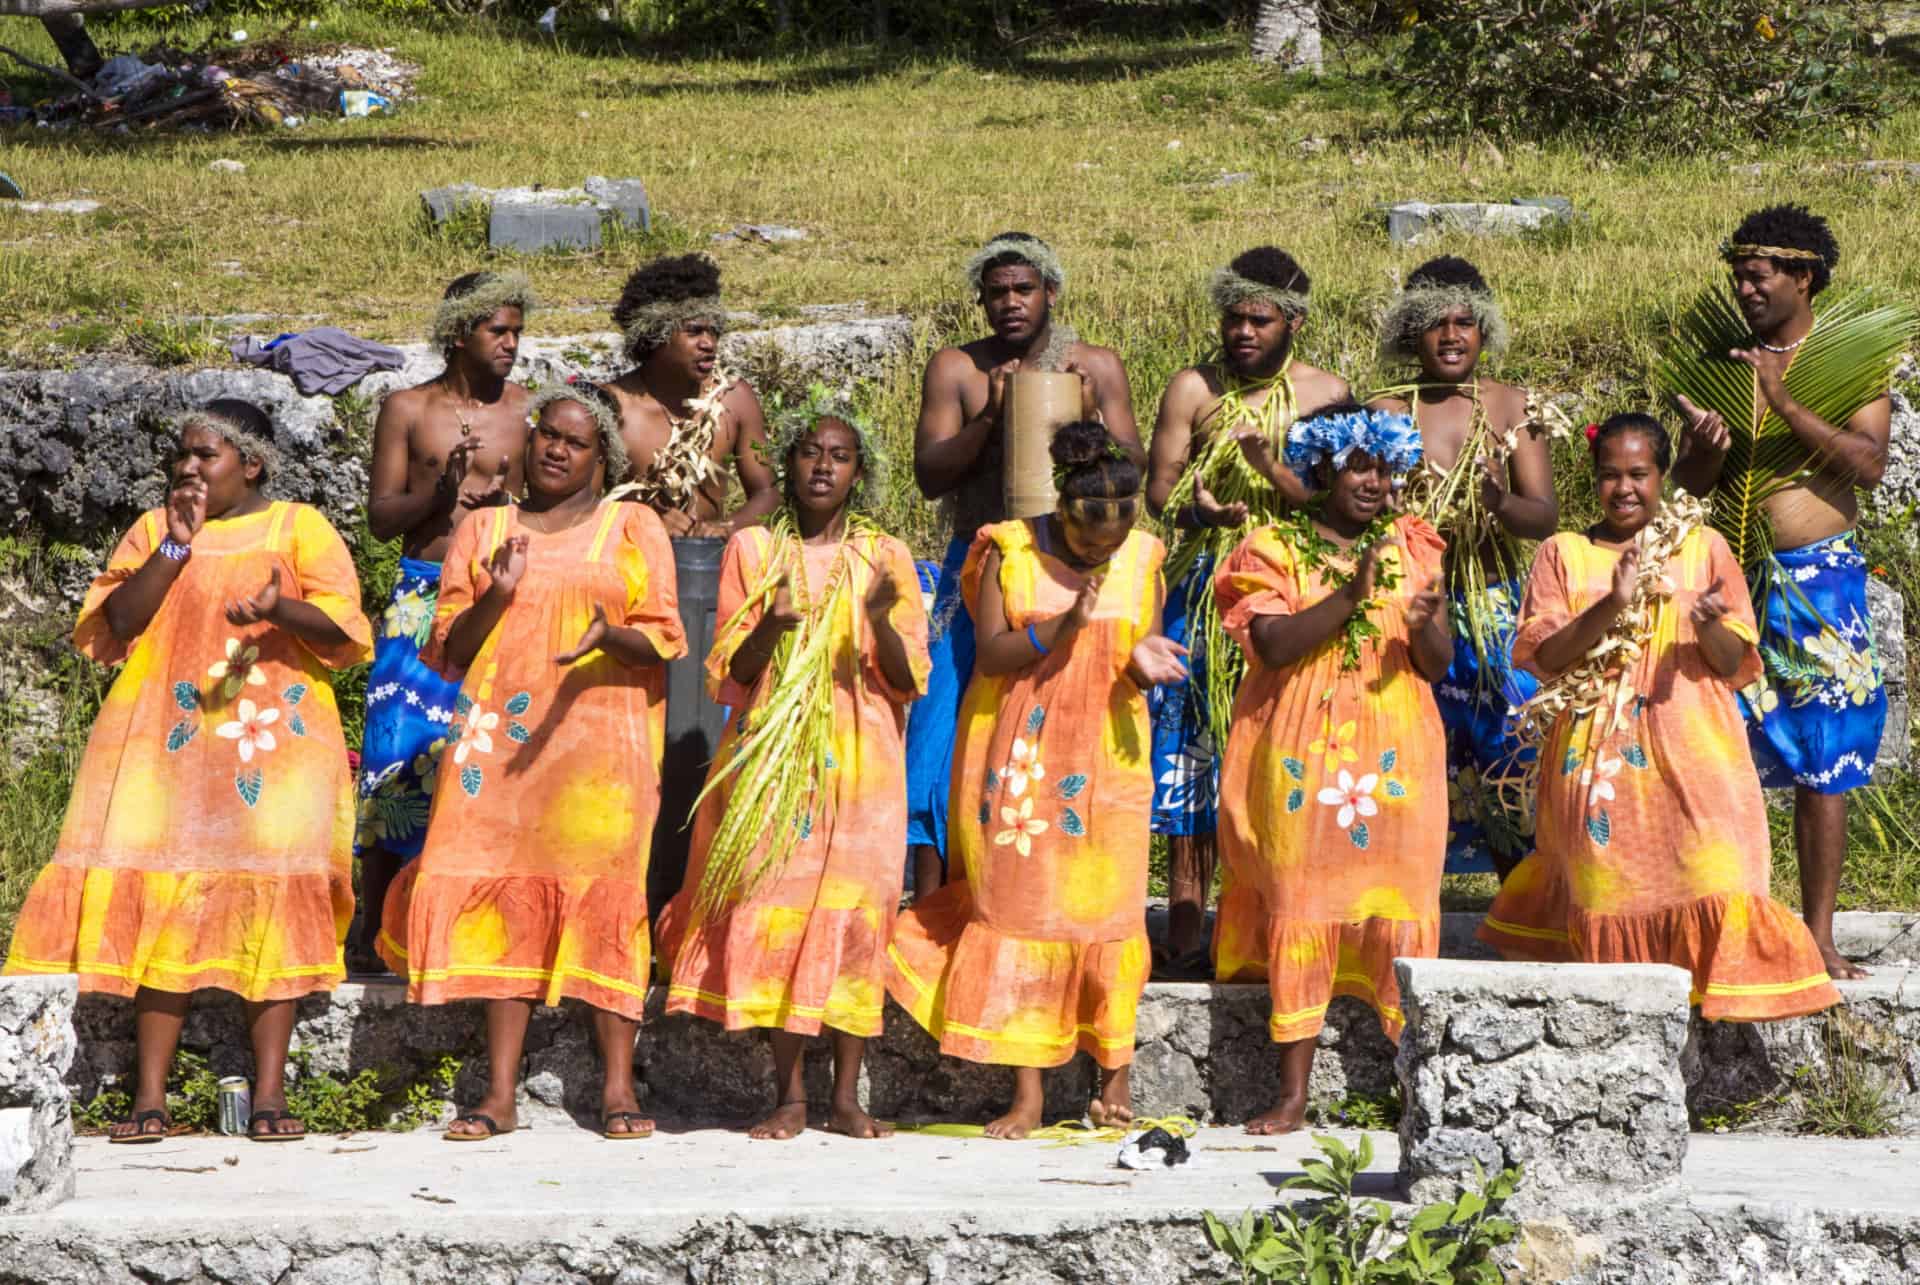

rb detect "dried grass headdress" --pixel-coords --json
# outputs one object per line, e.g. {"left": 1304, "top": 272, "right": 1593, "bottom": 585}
{"left": 1379, "top": 283, "right": 1510, "bottom": 362}
{"left": 1208, "top": 267, "right": 1309, "bottom": 320}
{"left": 766, "top": 382, "right": 890, "bottom": 513}
{"left": 620, "top": 296, "right": 726, "bottom": 359}
{"left": 428, "top": 272, "right": 539, "bottom": 352}
{"left": 528, "top": 384, "right": 632, "bottom": 488}
{"left": 965, "top": 236, "right": 1066, "bottom": 294}
{"left": 178, "top": 408, "right": 283, "bottom": 483}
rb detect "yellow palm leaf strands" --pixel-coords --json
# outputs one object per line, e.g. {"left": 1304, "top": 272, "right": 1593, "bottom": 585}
{"left": 691, "top": 510, "right": 873, "bottom": 913}
{"left": 1162, "top": 366, "right": 1298, "bottom": 759}
{"left": 1654, "top": 288, "right": 1916, "bottom": 571}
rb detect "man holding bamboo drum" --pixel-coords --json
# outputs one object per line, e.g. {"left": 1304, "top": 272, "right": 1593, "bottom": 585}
{"left": 904, "top": 232, "right": 1143, "bottom": 901}
{"left": 1368, "top": 257, "right": 1559, "bottom": 881}
{"left": 1665, "top": 204, "right": 1912, "bottom": 982}
{"left": 1144, "top": 247, "right": 1347, "bottom": 973}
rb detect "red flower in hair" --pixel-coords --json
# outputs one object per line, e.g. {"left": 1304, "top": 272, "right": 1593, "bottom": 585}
{"left": 1584, "top": 422, "right": 1601, "bottom": 443}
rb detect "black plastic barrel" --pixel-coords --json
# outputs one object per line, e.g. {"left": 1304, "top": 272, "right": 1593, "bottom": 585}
{"left": 648, "top": 535, "right": 729, "bottom": 916}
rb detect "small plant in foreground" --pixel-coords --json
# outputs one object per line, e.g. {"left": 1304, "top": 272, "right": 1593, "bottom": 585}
{"left": 1787, "top": 1012, "right": 1900, "bottom": 1139}
{"left": 1205, "top": 1133, "right": 1521, "bottom": 1283}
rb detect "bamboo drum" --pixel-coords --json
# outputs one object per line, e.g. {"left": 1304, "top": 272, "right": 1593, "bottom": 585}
{"left": 1003, "top": 372, "right": 1081, "bottom": 519}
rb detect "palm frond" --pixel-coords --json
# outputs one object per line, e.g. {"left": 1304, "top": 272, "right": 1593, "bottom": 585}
{"left": 1655, "top": 287, "right": 1916, "bottom": 568}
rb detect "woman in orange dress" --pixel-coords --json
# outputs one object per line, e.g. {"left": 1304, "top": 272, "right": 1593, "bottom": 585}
{"left": 886, "top": 420, "right": 1190, "bottom": 1139}
{"left": 1212, "top": 402, "right": 1451, "bottom": 1135}
{"left": 659, "top": 394, "right": 929, "bottom": 1140}
{"left": 379, "top": 385, "right": 686, "bottom": 1141}
{"left": 1479, "top": 413, "right": 1837, "bottom": 1021}
{"left": 5, "top": 400, "right": 372, "bottom": 1144}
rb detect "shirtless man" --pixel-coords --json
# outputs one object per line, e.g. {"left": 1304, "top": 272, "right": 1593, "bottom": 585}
{"left": 1368, "top": 257, "right": 1556, "bottom": 880}
{"left": 601, "top": 253, "right": 777, "bottom": 535}
{"left": 1146, "top": 246, "right": 1345, "bottom": 969}
{"left": 354, "top": 271, "right": 536, "bottom": 974}
{"left": 1670, "top": 204, "right": 1895, "bottom": 981}
{"left": 905, "top": 232, "right": 1143, "bottom": 901}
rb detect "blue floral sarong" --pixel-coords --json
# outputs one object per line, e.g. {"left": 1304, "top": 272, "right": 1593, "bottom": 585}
{"left": 904, "top": 537, "right": 974, "bottom": 869}
{"left": 1149, "top": 557, "right": 1218, "bottom": 837}
{"left": 355, "top": 557, "right": 461, "bottom": 860}
{"left": 1739, "top": 531, "right": 1886, "bottom": 794}
{"left": 1433, "top": 580, "right": 1537, "bottom": 875}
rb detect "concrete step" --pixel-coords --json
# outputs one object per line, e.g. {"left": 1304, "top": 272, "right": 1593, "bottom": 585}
{"left": 2, "top": 1130, "right": 1914, "bottom": 1283}
{"left": 66, "top": 930, "right": 1920, "bottom": 1137}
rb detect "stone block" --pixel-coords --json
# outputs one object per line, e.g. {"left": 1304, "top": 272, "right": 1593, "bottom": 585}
{"left": 1865, "top": 573, "right": 1909, "bottom": 779}
{"left": 1394, "top": 959, "right": 1691, "bottom": 1212}
{"left": 1384, "top": 199, "right": 1574, "bottom": 245}
{"left": 1250, "top": 0, "right": 1323, "bottom": 72}
{"left": 488, "top": 198, "right": 603, "bottom": 254}
{"left": 0, "top": 975, "right": 77, "bottom": 1213}
{"left": 582, "top": 175, "right": 651, "bottom": 232}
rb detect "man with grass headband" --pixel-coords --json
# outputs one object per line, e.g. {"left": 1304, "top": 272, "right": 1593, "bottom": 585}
{"left": 355, "top": 269, "right": 535, "bottom": 975}
{"left": 903, "top": 231, "right": 1143, "bottom": 902}
{"left": 1368, "top": 257, "right": 1558, "bottom": 880}
{"left": 1144, "top": 246, "right": 1348, "bottom": 973}
{"left": 1664, "top": 203, "right": 1915, "bottom": 982}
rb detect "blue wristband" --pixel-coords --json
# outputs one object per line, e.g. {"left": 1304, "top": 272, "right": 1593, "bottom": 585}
{"left": 1027, "top": 624, "right": 1049, "bottom": 656}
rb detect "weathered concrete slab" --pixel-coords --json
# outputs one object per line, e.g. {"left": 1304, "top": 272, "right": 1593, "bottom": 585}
{"left": 1385, "top": 198, "right": 1575, "bottom": 244}
{"left": 0, "top": 976, "right": 77, "bottom": 1213}
{"left": 419, "top": 175, "right": 650, "bottom": 252}
{"left": 1866, "top": 573, "right": 1910, "bottom": 779}
{"left": 1395, "top": 960, "right": 1692, "bottom": 1211}
{"left": 0, "top": 1130, "right": 1915, "bottom": 1283}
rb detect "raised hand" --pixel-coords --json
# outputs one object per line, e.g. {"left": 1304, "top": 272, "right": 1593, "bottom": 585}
{"left": 864, "top": 566, "right": 901, "bottom": 621}
{"left": 555, "top": 604, "right": 609, "bottom": 665}
{"left": 1232, "top": 426, "right": 1279, "bottom": 478}
{"left": 224, "top": 566, "right": 282, "bottom": 626}
{"left": 1192, "top": 480, "right": 1249, "bottom": 529}
{"left": 1128, "top": 634, "right": 1191, "bottom": 686}
{"left": 1729, "top": 344, "right": 1793, "bottom": 410}
{"left": 1690, "top": 576, "right": 1731, "bottom": 627}
{"left": 1063, "top": 575, "right": 1104, "bottom": 632}
{"left": 767, "top": 574, "right": 802, "bottom": 632}
{"left": 1405, "top": 574, "right": 1446, "bottom": 633}
{"left": 165, "top": 479, "right": 208, "bottom": 546}
{"left": 458, "top": 455, "right": 511, "bottom": 510}
{"left": 1477, "top": 454, "right": 1509, "bottom": 512}
{"left": 439, "top": 438, "right": 483, "bottom": 503}
{"left": 1610, "top": 543, "right": 1642, "bottom": 609}
{"left": 1675, "top": 393, "right": 1730, "bottom": 456}
{"left": 1350, "top": 541, "right": 1388, "bottom": 604}
{"left": 486, "top": 534, "right": 530, "bottom": 597}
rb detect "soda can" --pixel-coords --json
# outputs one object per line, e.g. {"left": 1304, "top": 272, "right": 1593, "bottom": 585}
{"left": 217, "top": 1076, "right": 251, "bottom": 1136}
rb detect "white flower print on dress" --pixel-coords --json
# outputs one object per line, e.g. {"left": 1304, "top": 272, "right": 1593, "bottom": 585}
{"left": 206, "top": 638, "right": 267, "bottom": 701}
{"left": 1316, "top": 770, "right": 1380, "bottom": 831}
{"left": 215, "top": 698, "right": 279, "bottom": 763}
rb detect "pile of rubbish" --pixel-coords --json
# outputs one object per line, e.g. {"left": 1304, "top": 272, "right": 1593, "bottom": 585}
{"left": 1, "top": 37, "right": 419, "bottom": 133}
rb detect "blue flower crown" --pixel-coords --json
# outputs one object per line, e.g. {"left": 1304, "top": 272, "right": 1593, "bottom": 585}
{"left": 1281, "top": 407, "right": 1423, "bottom": 480}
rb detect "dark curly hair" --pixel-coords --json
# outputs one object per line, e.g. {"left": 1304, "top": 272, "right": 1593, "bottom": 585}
{"left": 1590, "top": 411, "right": 1672, "bottom": 473}
{"left": 1228, "top": 246, "right": 1311, "bottom": 296}
{"left": 1727, "top": 204, "right": 1839, "bottom": 296}
{"left": 443, "top": 270, "right": 495, "bottom": 301}
{"left": 1051, "top": 419, "right": 1139, "bottom": 524}
{"left": 612, "top": 254, "right": 723, "bottom": 357}
{"left": 1405, "top": 255, "right": 1488, "bottom": 293}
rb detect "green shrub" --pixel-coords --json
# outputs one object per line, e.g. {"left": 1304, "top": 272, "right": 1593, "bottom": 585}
{"left": 1396, "top": 1, "right": 1893, "bottom": 152}
{"left": 1205, "top": 1133, "right": 1522, "bottom": 1283}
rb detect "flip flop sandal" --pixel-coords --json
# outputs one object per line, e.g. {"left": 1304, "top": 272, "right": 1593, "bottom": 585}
{"left": 443, "top": 1112, "right": 507, "bottom": 1141}
{"left": 601, "top": 1111, "right": 652, "bottom": 1140}
{"left": 247, "top": 1109, "right": 307, "bottom": 1142}
{"left": 108, "top": 1108, "right": 172, "bottom": 1145}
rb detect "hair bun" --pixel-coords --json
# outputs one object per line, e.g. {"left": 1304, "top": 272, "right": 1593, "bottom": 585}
{"left": 1048, "top": 419, "right": 1110, "bottom": 469}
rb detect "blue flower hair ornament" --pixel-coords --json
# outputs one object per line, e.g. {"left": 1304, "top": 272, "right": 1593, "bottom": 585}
{"left": 1282, "top": 406, "right": 1423, "bottom": 481}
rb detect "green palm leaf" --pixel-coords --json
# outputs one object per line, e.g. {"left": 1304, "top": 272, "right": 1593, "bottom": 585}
{"left": 1654, "top": 287, "right": 1916, "bottom": 569}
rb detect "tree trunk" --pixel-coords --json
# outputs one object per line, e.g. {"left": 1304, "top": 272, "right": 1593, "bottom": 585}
{"left": 39, "top": 13, "right": 101, "bottom": 80}
{"left": 0, "top": 0, "right": 176, "bottom": 14}
{"left": 1250, "top": 0, "right": 1323, "bottom": 72}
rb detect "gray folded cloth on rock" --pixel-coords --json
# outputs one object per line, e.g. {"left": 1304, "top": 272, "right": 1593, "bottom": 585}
{"left": 230, "top": 327, "right": 406, "bottom": 396}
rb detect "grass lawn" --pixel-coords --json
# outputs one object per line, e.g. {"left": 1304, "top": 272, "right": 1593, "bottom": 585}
{"left": 1, "top": 11, "right": 1917, "bottom": 934}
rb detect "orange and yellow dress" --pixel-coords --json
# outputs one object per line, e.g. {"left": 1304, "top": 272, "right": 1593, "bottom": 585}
{"left": 1478, "top": 528, "right": 1838, "bottom": 1021}
{"left": 5, "top": 502, "right": 371, "bottom": 1000}
{"left": 378, "top": 500, "right": 685, "bottom": 1021}
{"left": 659, "top": 526, "right": 930, "bottom": 1037}
{"left": 886, "top": 519, "right": 1163, "bottom": 1070}
{"left": 1212, "top": 515, "right": 1448, "bottom": 1044}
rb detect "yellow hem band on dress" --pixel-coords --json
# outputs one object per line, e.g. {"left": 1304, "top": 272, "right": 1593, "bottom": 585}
{"left": 936, "top": 1016, "right": 1137, "bottom": 1053}
{"left": 1700, "top": 972, "right": 1834, "bottom": 998}
{"left": 667, "top": 983, "right": 884, "bottom": 1028}
{"left": 1330, "top": 969, "right": 1405, "bottom": 1027}
{"left": 1482, "top": 916, "right": 1572, "bottom": 944}
{"left": 5, "top": 954, "right": 340, "bottom": 983}
{"left": 403, "top": 962, "right": 652, "bottom": 1001}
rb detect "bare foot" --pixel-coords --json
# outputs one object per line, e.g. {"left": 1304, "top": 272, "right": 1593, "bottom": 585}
{"left": 1817, "top": 944, "right": 1868, "bottom": 981}
{"left": 1245, "top": 1095, "right": 1307, "bottom": 1136}
{"left": 1089, "top": 1066, "right": 1132, "bottom": 1129}
{"left": 445, "top": 1091, "right": 517, "bottom": 1139}
{"left": 749, "top": 1101, "right": 808, "bottom": 1140}
{"left": 983, "top": 1098, "right": 1043, "bottom": 1140}
{"left": 828, "top": 1101, "right": 893, "bottom": 1139}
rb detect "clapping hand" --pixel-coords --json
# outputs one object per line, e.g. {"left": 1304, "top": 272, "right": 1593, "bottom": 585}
{"left": 1690, "top": 577, "right": 1731, "bottom": 628}
{"left": 555, "top": 604, "right": 609, "bottom": 665}
{"left": 1129, "top": 634, "right": 1190, "bottom": 686}
{"left": 1609, "top": 543, "right": 1641, "bottom": 610}
{"left": 766, "top": 574, "right": 802, "bottom": 632}
{"left": 458, "top": 455, "right": 511, "bottom": 510}
{"left": 1063, "top": 575, "right": 1104, "bottom": 632}
{"left": 486, "top": 534, "right": 530, "bottom": 597}
{"left": 165, "top": 479, "right": 207, "bottom": 546}
{"left": 224, "top": 566, "right": 282, "bottom": 626}
{"left": 1405, "top": 574, "right": 1446, "bottom": 633}
{"left": 1675, "top": 394, "right": 1730, "bottom": 458}
{"left": 1192, "top": 480, "right": 1249, "bottom": 529}
{"left": 1477, "top": 455, "right": 1508, "bottom": 513}
{"left": 864, "top": 567, "right": 900, "bottom": 622}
